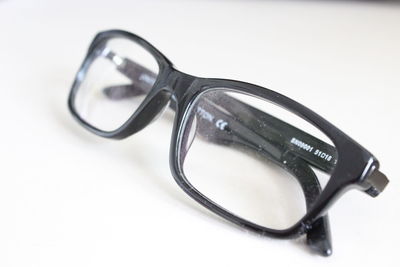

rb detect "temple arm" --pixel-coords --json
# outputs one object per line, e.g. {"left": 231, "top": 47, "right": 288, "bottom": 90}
{"left": 102, "top": 50, "right": 338, "bottom": 173}
{"left": 202, "top": 93, "right": 337, "bottom": 173}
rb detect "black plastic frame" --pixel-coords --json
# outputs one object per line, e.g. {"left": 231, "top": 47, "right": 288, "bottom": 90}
{"left": 68, "top": 30, "right": 388, "bottom": 256}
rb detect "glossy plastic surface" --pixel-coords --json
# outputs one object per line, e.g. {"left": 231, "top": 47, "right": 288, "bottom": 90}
{"left": 68, "top": 30, "right": 389, "bottom": 256}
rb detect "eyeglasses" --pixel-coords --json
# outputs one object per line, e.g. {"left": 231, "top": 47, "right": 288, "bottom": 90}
{"left": 68, "top": 29, "right": 389, "bottom": 256}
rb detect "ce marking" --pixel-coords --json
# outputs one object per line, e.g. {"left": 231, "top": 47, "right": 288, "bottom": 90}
{"left": 215, "top": 119, "right": 228, "bottom": 130}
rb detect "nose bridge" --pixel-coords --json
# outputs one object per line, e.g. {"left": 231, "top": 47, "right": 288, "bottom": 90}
{"left": 165, "top": 69, "right": 197, "bottom": 103}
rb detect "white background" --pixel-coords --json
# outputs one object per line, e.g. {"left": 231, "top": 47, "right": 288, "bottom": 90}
{"left": 0, "top": 0, "right": 399, "bottom": 266}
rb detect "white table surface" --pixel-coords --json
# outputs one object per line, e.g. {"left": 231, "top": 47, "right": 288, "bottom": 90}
{"left": 0, "top": 0, "right": 399, "bottom": 266}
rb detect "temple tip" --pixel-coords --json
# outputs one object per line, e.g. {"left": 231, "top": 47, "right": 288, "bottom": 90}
{"left": 308, "top": 238, "right": 333, "bottom": 257}
{"left": 306, "top": 216, "right": 333, "bottom": 257}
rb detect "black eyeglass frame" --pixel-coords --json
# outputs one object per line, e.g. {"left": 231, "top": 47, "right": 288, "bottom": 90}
{"left": 68, "top": 29, "right": 388, "bottom": 255}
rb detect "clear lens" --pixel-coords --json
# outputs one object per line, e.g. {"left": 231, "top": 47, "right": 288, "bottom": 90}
{"left": 179, "top": 88, "right": 338, "bottom": 230}
{"left": 73, "top": 37, "right": 159, "bottom": 132}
